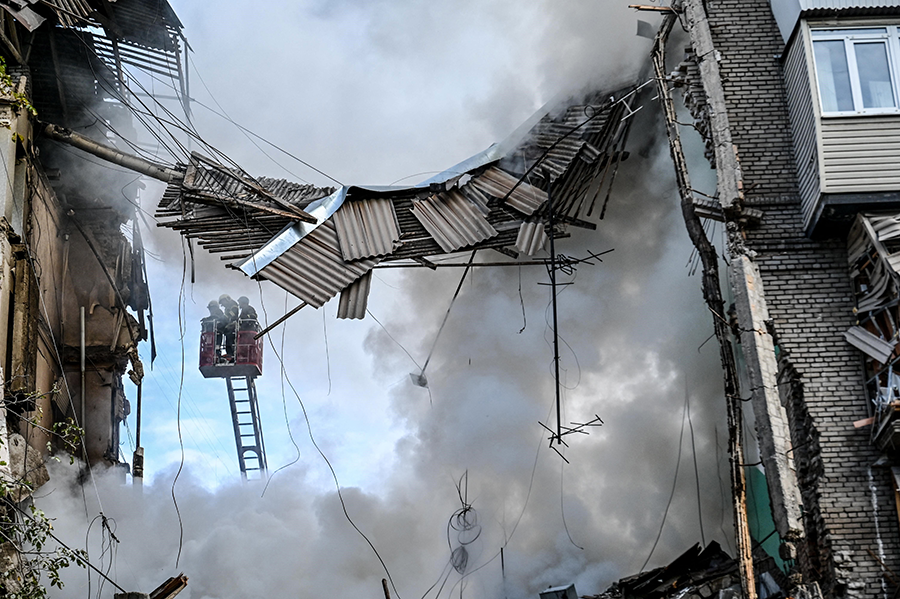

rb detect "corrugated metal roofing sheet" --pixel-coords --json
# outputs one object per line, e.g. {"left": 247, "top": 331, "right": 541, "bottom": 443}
{"left": 849, "top": 214, "right": 900, "bottom": 313}
{"left": 869, "top": 213, "right": 900, "bottom": 242}
{"left": 844, "top": 326, "right": 896, "bottom": 363}
{"left": 469, "top": 166, "right": 548, "bottom": 216}
{"left": 860, "top": 213, "right": 900, "bottom": 275}
{"left": 1, "top": 2, "right": 45, "bottom": 31}
{"left": 337, "top": 271, "right": 372, "bottom": 320}
{"left": 332, "top": 198, "right": 401, "bottom": 261}
{"left": 257, "top": 221, "right": 379, "bottom": 308}
{"left": 858, "top": 260, "right": 893, "bottom": 312}
{"left": 515, "top": 221, "right": 548, "bottom": 256}
{"left": 157, "top": 85, "right": 639, "bottom": 321}
{"left": 410, "top": 189, "right": 498, "bottom": 253}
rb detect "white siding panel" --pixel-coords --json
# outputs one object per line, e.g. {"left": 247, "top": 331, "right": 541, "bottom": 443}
{"left": 773, "top": 0, "right": 900, "bottom": 42}
{"left": 799, "top": 0, "right": 900, "bottom": 9}
{"left": 783, "top": 29, "right": 821, "bottom": 228}
{"left": 821, "top": 116, "right": 900, "bottom": 193}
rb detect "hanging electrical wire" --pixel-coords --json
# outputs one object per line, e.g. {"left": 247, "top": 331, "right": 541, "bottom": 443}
{"left": 686, "top": 386, "right": 706, "bottom": 547}
{"left": 259, "top": 291, "right": 303, "bottom": 497}
{"left": 447, "top": 472, "right": 482, "bottom": 576}
{"left": 186, "top": 54, "right": 343, "bottom": 186}
{"left": 171, "top": 237, "right": 190, "bottom": 568}
{"left": 640, "top": 393, "right": 689, "bottom": 572}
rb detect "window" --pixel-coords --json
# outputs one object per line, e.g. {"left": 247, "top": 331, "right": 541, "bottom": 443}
{"left": 812, "top": 27, "right": 900, "bottom": 115}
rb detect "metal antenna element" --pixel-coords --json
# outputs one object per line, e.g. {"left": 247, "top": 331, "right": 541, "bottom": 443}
{"left": 540, "top": 181, "right": 610, "bottom": 454}
{"left": 547, "top": 183, "right": 563, "bottom": 444}
{"left": 538, "top": 416, "right": 605, "bottom": 463}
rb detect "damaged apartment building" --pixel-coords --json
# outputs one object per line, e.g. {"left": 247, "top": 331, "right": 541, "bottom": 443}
{"left": 654, "top": 0, "right": 900, "bottom": 596}
{"left": 0, "top": 0, "right": 185, "bottom": 487}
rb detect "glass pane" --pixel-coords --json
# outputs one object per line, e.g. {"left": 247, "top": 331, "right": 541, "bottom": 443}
{"left": 856, "top": 42, "right": 896, "bottom": 108}
{"left": 814, "top": 40, "right": 854, "bottom": 112}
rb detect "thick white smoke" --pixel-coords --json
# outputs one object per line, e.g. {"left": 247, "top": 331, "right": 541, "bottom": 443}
{"left": 34, "top": 2, "right": 734, "bottom": 598}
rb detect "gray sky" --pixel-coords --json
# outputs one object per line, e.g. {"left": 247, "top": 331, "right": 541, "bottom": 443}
{"left": 35, "top": 2, "right": 737, "bottom": 598}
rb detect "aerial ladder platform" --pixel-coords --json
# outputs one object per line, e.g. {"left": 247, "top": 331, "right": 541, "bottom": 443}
{"left": 199, "top": 318, "right": 268, "bottom": 480}
{"left": 225, "top": 376, "right": 267, "bottom": 479}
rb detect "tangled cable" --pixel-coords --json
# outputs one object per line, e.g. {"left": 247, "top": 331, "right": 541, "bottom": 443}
{"left": 446, "top": 472, "right": 482, "bottom": 575}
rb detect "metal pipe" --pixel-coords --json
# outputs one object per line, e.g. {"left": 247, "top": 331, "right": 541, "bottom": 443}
{"left": 548, "top": 185, "right": 562, "bottom": 445}
{"left": 41, "top": 123, "right": 179, "bottom": 182}
{"left": 253, "top": 302, "right": 307, "bottom": 340}
{"left": 135, "top": 382, "right": 142, "bottom": 448}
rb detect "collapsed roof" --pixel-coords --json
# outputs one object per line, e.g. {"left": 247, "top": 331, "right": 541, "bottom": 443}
{"left": 156, "top": 85, "right": 644, "bottom": 319}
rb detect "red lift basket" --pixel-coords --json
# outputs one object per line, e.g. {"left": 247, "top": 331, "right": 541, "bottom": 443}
{"left": 199, "top": 319, "right": 264, "bottom": 379}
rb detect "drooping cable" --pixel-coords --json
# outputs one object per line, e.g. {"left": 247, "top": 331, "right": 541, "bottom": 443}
{"left": 246, "top": 276, "right": 400, "bottom": 593}
{"left": 640, "top": 393, "right": 688, "bottom": 572}
{"left": 686, "top": 387, "right": 706, "bottom": 546}
{"left": 556, "top": 374, "right": 583, "bottom": 550}
{"left": 269, "top": 343, "right": 402, "bottom": 597}
{"left": 714, "top": 426, "right": 736, "bottom": 556}
{"left": 187, "top": 55, "right": 343, "bottom": 186}
{"left": 260, "top": 291, "right": 303, "bottom": 497}
{"left": 170, "top": 237, "right": 189, "bottom": 567}
{"left": 517, "top": 266, "right": 527, "bottom": 334}
{"left": 3, "top": 499, "right": 127, "bottom": 594}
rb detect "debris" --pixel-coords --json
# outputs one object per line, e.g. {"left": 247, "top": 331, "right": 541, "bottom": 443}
{"left": 587, "top": 542, "right": 742, "bottom": 599}
{"left": 636, "top": 19, "right": 656, "bottom": 39}
{"left": 409, "top": 372, "right": 428, "bottom": 388}
{"left": 156, "top": 87, "right": 639, "bottom": 323}
{"left": 148, "top": 574, "right": 189, "bottom": 599}
{"left": 540, "top": 584, "right": 577, "bottom": 599}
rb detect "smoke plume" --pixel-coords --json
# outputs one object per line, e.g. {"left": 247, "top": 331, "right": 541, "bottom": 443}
{"left": 36, "top": 2, "right": 736, "bottom": 598}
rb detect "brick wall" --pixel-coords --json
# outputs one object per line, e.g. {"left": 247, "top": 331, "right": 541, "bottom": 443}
{"left": 699, "top": 0, "right": 900, "bottom": 596}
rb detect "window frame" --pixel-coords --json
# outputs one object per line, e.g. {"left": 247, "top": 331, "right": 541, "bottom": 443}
{"left": 811, "top": 26, "right": 900, "bottom": 117}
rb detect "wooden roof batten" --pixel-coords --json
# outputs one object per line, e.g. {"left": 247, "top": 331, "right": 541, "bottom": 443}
{"left": 151, "top": 84, "right": 646, "bottom": 319}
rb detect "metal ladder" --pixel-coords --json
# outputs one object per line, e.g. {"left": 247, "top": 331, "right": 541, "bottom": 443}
{"left": 225, "top": 376, "right": 268, "bottom": 480}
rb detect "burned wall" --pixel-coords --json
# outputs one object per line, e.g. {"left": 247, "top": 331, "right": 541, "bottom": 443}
{"left": 698, "top": 0, "right": 900, "bottom": 596}
{"left": 0, "top": 85, "right": 143, "bottom": 468}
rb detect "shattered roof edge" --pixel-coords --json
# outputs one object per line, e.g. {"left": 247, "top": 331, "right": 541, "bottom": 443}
{"left": 236, "top": 187, "right": 348, "bottom": 276}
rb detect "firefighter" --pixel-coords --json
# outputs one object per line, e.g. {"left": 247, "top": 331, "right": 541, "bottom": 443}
{"left": 202, "top": 300, "right": 226, "bottom": 355}
{"left": 238, "top": 296, "right": 258, "bottom": 330}
{"left": 219, "top": 294, "right": 239, "bottom": 358}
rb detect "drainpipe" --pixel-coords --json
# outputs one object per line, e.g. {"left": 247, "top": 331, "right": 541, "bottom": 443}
{"left": 40, "top": 123, "right": 178, "bottom": 182}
